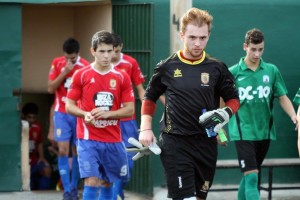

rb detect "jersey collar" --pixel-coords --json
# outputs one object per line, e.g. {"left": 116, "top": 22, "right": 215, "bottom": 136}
{"left": 239, "top": 57, "right": 266, "bottom": 70}
{"left": 177, "top": 50, "right": 206, "bottom": 65}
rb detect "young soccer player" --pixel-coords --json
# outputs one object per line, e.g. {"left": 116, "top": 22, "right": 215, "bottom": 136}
{"left": 228, "top": 28, "right": 297, "bottom": 200}
{"left": 66, "top": 30, "right": 135, "bottom": 200}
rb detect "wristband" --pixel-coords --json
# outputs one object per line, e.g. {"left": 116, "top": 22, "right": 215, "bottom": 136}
{"left": 140, "top": 129, "right": 152, "bottom": 132}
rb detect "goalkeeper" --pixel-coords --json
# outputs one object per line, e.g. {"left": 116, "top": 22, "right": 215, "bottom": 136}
{"left": 138, "top": 8, "right": 240, "bottom": 200}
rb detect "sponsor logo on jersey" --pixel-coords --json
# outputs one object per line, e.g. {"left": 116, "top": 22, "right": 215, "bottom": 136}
{"left": 238, "top": 85, "right": 271, "bottom": 101}
{"left": 201, "top": 73, "right": 209, "bottom": 84}
{"left": 64, "top": 77, "right": 72, "bottom": 89}
{"left": 263, "top": 75, "right": 270, "bottom": 83}
{"left": 174, "top": 68, "right": 182, "bottom": 77}
{"left": 94, "top": 119, "right": 118, "bottom": 128}
{"left": 94, "top": 92, "right": 114, "bottom": 111}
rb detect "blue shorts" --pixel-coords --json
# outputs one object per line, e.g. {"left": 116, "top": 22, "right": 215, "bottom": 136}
{"left": 120, "top": 120, "right": 138, "bottom": 178}
{"left": 54, "top": 111, "right": 77, "bottom": 145}
{"left": 77, "top": 139, "right": 129, "bottom": 183}
{"left": 120, "top": 120, "right": 138, "bottom": 148}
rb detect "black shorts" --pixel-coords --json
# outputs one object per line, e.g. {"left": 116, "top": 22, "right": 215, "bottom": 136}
{"left": 159, "top": 133, "right": 218, "bottom": 199}
{"left": 235, "top": 140, "right": 270, "bottom": 173}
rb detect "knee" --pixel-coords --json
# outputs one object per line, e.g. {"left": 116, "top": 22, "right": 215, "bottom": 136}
{"left": 84, "top": 177, "right": 100, "bottom": 187}
{"left": 99, "top": 179, "right": 112, "bottom": 188}
{"left": 245, "top": 173, "right": 258, "bottom": 186}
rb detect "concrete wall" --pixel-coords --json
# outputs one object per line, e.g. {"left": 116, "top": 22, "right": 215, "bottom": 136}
{"left": 22, "top": 2, "right": 112, "bottom": 93}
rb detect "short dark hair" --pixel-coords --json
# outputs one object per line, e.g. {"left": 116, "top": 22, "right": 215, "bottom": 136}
{"left": 112, "top": 33, "right": 123, "bottom": 47}
{"left": 245, "top": 28, "right": 264, "bottom": 45}
{"left": 91, "top": 31, "right": 113, "bottom": 51}
{"left": 63, "top": 37, "right": 80, "bottom": 54}
{"left": 22, "top": 102, "right": 39, "bottom": 116}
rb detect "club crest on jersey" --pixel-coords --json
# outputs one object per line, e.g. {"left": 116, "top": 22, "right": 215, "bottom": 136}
{"left": 263, "top": 75, "right": 270, "bottom": 83}
{"left": 174, "top": 68, "right": 182, "bottom": 77}
{"left": 201, "top": 73, "right": 210, "bottom": 84}
{"left": 110, "top": 79, "right": 116, "bottom": 88}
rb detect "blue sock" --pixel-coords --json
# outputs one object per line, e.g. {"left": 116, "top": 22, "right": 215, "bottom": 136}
{"left": 83, "top": 185, "right": 99, "bottom": 200}
{"left": 98, "top": 186, "right": 113, "bottom": 200}
{"left": 58, "top": 156, "right": 71, "bottom": 193}
{"left": 38, "top": 176, "right": 51, "bottom": 190}
{"left": 112, "top": 179, "right": 123, "bottom": 200}
{"left": 71, "top": 155, "right": 80, "bottom": 190}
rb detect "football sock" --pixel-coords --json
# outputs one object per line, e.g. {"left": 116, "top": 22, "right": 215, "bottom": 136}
{"left": 83, "top": 185, "right": 99, "bottom": 200}
{"left": 237, "top": 176, "right": 246, "bottom": 200}
{"left": 245, "top": 173, "right": 260, "bottom": 200}
{"left": 112, "top": 179, "right": 124, "bottom": 200}
{"left": 58, "top": 156, "right": 71, "bottom": 193}
{"left": 38, "top": 176, "right": 51, "bottom": 190}
{"left": 71, "top": 155, "right": 80, "bottom": 190}
{"left": 98, "top": 186, "right": 113, "bottom": 200}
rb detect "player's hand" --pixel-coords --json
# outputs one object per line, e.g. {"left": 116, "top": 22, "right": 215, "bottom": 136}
{"left": 291, "top": 115, "right": 298, "bottom": 131}
{"left": 84, "top": 112, "right": 95, "bottom": 125}
{"left": 91, "top": 108, "right": 111, "bottom": 119}
{"left": 139, "top": 129, "right": 157, "bottom": 147}
{"left": 126, "top": 137, "right": 161, "bottom": 161}
{"left": 62, "top": 60, "right": 74, "bottom": 74}
{"left": 199, "top": 107, "right": 232, "bottom": 133}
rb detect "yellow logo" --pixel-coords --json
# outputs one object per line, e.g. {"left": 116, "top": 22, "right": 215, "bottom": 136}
{"left": 110, "top": 79, "right": 116, "bottom": 88}
{"left": 201, "top": 73, "right": 209, "bottom": 84}
{"left": 174, "top": 69, "right": 182, "bottom": 77}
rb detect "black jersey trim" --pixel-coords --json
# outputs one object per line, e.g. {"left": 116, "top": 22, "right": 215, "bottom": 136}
{"left": 177, "top": 50, "right": 206, "bottom": 65}
{"left": 235, "top": 112, "right": 243, "bottom": 140}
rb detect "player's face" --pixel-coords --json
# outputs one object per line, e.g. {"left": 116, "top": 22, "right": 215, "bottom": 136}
{"left": 112, "top": 45, "right": 122, "bottom": 63}
{"left": 92, "top": 43, "right": 114, "bottom": 67}
{"left": 25, "top": 114, "right": 37, "bottom": 126}
{"left": 180, "top": 24, "right": 210, "bottom": 59}
{"left": 64, "top": 53, "right": 78, "bottom": 65}
{"left": 244, "top": 42, "right": 264, "bottom": 65}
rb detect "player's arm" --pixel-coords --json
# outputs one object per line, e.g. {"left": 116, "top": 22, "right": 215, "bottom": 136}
{"left": 135, "top": 84, "right": 146, "bottom": 103}
{"left": 139, "top": 99, "right": 157, "bottom": 146}
{"left": 278, "top": 95, "right": 298, "bottom": 126}
{"left": 199, "top": 98, "right": 240, "bottom": 132}
{"left": 91, "top": 102, "right": 134, "bottom": 119}
{"left": 66, "top": 98, "right": 95, "bottom": 125}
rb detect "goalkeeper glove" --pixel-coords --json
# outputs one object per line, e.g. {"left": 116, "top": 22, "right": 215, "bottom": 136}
{"left": 126, "top": 137, "right": 161, "bottom": 161}
{"left": 199, "top": 107, "right": 232, "bottom": 133}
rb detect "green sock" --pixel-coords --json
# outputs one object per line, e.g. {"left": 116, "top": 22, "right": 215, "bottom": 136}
{"left": 244, "top": 173, "right": 260, "bottom": 200}
{"left": 237, "top": 176, "right": 246, "bottom": 200}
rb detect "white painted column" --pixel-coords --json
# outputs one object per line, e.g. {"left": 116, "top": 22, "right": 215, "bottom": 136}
{"left": 21, "top": 120, "right": 30, "bottom": 191}
{"left": 170, "top": 0, "right": 192, "bottom": 54}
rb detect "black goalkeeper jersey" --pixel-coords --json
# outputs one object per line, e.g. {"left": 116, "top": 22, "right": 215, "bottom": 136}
{"left": 145, "top": 51, "right": 239, "bottom": 136}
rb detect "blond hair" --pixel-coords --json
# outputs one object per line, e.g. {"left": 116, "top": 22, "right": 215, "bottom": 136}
{"left": 180, "top": 8, "right": 213, "bottom": 33}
